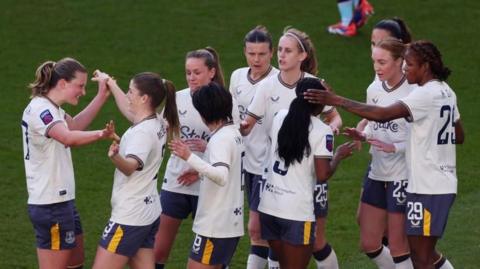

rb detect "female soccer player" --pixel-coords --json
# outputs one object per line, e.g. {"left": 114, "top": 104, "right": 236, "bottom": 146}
{"left": 154, "top": 47, "right": 239, "bottom": 269}
{"left": 370, "top": 18, "right": 412, "bottom": 48}
{"left": 169, "top": 82, "right": 244, "bottom": 269}
{"left": 305, "top": 40, "right": 464, "bottom": 269}
{"left": 229, "top": 25, "right": 278, "bottom": 268}
{"left": 258, "top": 77, "right": 353, "bottom": 269}
{"left": 22, "top": 58, "right": 116, "bottom": 269}
{"left": 241, "top": 27, "right": 343, "bottom": 268}
{"left": 344, "top": 38, "right": 414, "bottom": 268}
{"left": 91, "top": 72, "right": 179, "bottom": 269}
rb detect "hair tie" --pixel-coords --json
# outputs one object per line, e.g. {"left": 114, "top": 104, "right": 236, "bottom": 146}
{"left": 284, "top": 32, "right": 306, "bottom": 52}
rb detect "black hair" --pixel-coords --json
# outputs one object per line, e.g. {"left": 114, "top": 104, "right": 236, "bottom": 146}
{"left": 408, "top": 40, "right": 451, "bottom": 81}
{"left": 192, "top": 82, "right": 232, "bottom": 124}
{"left": 277, "top": 77, "right": 325, "bottom": 167}
{"left": 244, "top": 25, "right": 273, "bottom": 51}
{"left": 374, "top": 17, "right": 412, "bottom": 44}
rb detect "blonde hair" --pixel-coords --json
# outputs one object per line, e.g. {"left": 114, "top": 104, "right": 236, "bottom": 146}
{"left": 283, "top": 27, "right": 318, "bottom": 75}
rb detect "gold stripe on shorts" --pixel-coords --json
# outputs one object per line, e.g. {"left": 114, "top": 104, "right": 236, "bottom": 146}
{"left": 51, "top": 223, "right": 60, "bottom": 250}
{"left": 303, "top": 221, "right": 312, "bottom": 245}
{"left": 423, "top": 209, "right": 431, "bottom": 236}
{"left": 107, "top": 226, "right": 124, "bottom": 253}
{"left": 201, "top": 239, "right": 214, "bottom": 264}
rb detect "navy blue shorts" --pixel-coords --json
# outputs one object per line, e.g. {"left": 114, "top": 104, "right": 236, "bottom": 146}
{"left": 99, "top": 217, "right": 160, "bottom": 257}
{"left": 314, "top": 182, "right": 329, "bottom": 218}
{"left": 361, "top": 177, "right": 408, "bottom": 213}
{"left": 28, "top": 200, "right": 82, "bottom": 250}
{"left": 405, "top": 193, "right": 455, "bottom": 237}
{"left": 259, "top": 212, "right": 315, "bottom": 246}
{"left": 189, "top": 234, "right": 240, "bottom": 265}
{"left": 244, "top": 171, "right": 264, "bottom": 211}
{"left": 160, "top": 189, "right": 198, "bottom": 219}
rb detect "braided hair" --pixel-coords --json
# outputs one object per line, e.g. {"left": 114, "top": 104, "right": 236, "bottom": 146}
{"left": 408, "top": 40, "right": 451, "bottom": 81}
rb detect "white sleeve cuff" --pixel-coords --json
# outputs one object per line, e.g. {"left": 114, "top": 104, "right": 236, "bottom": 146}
{"left": 186, "top": 153, "right": 229, "bottom": 186}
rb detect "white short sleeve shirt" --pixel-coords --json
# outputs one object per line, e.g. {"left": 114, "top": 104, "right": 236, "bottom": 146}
{"left": 110, "top": 116, "right": 165, "bottom": 225}
{"left": 400, "top": 80, "right": 460, "bottom": 194}
{"left": 192, "top": 124, "right": 245, "bottom": 238}
{"left": 258, "top": 110, "right": 334, "bottom": 221}
{"left": 22, "top": 96, "right": 75, "bottom": 205}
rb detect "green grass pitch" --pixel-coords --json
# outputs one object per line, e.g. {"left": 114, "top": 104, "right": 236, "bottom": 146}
{"left": 1, "top": 1, "right": 479, "bottom": 268}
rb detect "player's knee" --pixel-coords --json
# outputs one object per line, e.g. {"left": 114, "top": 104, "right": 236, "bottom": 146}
{"left": 360, "top": 237, "right": 382, "bottom": 253}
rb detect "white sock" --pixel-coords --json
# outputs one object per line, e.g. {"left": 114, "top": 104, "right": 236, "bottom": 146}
{"left": 268, "top": 257, "right": 280, "bottom": 269}
{"left": 247, "top": 254, "right": 267, "bottom": 269}
{"left": 394, "top": 257, "right": 413, "bottom": 269}
{"left": 438, "top": 258, "right": 454, "bottom": 269}
{"left": 369, "top": 246, "right": 395, "bottom": 269}
{"left": 315, "top": 248, "right": 339, "bottom": 269}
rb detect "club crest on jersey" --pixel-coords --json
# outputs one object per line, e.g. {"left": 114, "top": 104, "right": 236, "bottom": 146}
{"left": 65, "top": 231, "right": 75, "bottom": 244}
{"left": 326, "top": 134, "right": 334, "bottom": 152}
{"left": 40, "top": 109, "right": 54, "bottom": 125}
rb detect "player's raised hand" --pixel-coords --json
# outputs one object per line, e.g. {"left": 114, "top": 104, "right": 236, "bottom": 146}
{"left": 108, "top": 141, "right": 119, "bottom": 158}
{"left": 367, "top": 138, "right": 395, "bottom": 153}
{"left": 303, "top": 80, "right": 342, "bottom": 106}
{"left": 101, "top": 120, "right": 120, "bottom": 142}
{"left": 169, "top": 139, "right": 191, "bottom": 160}
{"left": 330, "top": 125, "right": 340, "bottom": 135}
{"left": 342, "top": 127, "right": 366, "bottom": 141}
{"left": 184, "top": 138, "right": 207, "bottom": 152}
{"left": 335, "top": 141, "right": 356, "bottom": 160}
{"left": 178, "top": 169, "right": 199, "bottom": 186}
{"left": 92, "top": 70, "right": 111, "bottom": 97}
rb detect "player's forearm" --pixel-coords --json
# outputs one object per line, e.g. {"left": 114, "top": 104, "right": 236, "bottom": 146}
{"left": 108, "top": 79, "right": 135, "bottom": 123}
{"left": 110, "top": 155, "right": 138, "bottom": 176}
{"left": 186, "top": 153, "right": 228, "bottom": 186}
{"left": 59, "top": 130, "right": 105, "bottom": 147}
{"left": 70, "top": 92, "right": 109, "bottom": 130}
{"left": 336, "top": 97, "right": 393, "bottom": 122}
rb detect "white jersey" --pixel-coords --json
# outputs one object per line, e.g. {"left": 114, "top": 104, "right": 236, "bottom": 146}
{"left": 22, "top": 96, "right": 75, "bottom": 205}
{"left": 193, "top": 124, "right": 245, "bottom": 238}
{"left": 400, "top": 80, "right": 460, "bottom": 194}
{"left": 110, "top": 115, "right": 165, "bottom": 225}
{"left": 258, "top": 110, "right": 334, "bottom": 221}
{"left": 246, "top": 72, "right": 333, "bottom": 175}
{"left": 162, "top": 88, "right": 240, "bottom": 195}
{"left": 364, "top": 77, "right": 413, "bottom": 181}
{"left": 162, "top": 88, "right": 210, "bottom": 195}
{"left": 230, "top": 66, "right": 279, "bottom": 175}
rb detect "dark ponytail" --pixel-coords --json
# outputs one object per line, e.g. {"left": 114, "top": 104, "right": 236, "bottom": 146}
{"left": 277, "top": 77, "right": 325, "bottom": 167}
{"left": 132, "top": 72, "right": 180, "bottom": 138}
{"left": 244, "top": 25, "right": 273, "bottom": 50}
{"left": 374, "top": 17, "right": 412, "bottom": 44}
{"left": 163, "top": 79, "right": 180, "bottom": 138}
{"left": 186, "top": 47, "right": 225, "bottom": 88}
{"left": 29, "top": 57, "right": 86, "bottom": 97}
